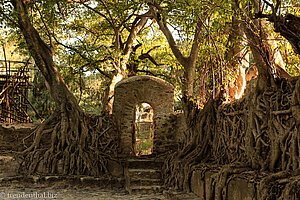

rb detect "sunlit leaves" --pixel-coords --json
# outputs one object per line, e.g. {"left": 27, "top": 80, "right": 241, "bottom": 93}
{"left": 1, "top": 0, "right": 300, "bottom": 113}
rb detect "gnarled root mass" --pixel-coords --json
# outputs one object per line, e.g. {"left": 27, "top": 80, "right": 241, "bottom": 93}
{"left": 19, "top": 105, "right": 118, "bottom": 177}
{"left": 162, "top": 99, "right": 217, "bottom": 191}
{"left": 162, "top": 77, "right": 300, "bottom": 198}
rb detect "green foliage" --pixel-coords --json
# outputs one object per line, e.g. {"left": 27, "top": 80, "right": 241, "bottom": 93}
{"left": 136, "top": 128, "right": 153, "bottom": 155}
{"left": 78, "top": 72, "right": 108, "bottom": 114}
{"left": 29, "top": 70, "right": 55, "bottom": 121}
{"left": 275, "top": 36, "right": 300, "bottom": 76}
{"left": 136, "top": 138, "right": 152, "bottom": 155}
{"left": 1, "top": 0, "right": 299, "bottom": 116}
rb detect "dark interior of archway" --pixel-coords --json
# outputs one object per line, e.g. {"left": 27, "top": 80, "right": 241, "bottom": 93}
{"left": 133, "top": 103, "right": 154, "bottom": 156}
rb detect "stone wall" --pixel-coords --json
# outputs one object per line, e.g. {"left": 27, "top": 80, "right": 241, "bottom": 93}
{"left": 190, "top": 168, "right": 300, "bottom": 199}
{"left": 0, "top": 123, "right": 38, "bottom": 153}
{"left": 164, "top": 77, "right": 300, "bottom": 199}
{"left": 191, "top": 169, "right": 256, "bottom": 200}
{"left": 0, "top": 123, "right": 39, "bottom": 177}
{"left": 153, "top": 112, "right": 186, "bottom": 155}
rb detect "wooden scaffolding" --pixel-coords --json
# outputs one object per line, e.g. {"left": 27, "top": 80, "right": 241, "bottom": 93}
{"left": 0, "top": 59, "right": 33, "bottom": 123}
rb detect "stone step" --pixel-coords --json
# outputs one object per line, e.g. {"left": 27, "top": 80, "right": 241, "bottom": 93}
{"left": 129, "top": 185, "right": 163, "bottom": 195}
{"left": 125, "top": 158, "right": 164, "bottom": 195}
{"left": 128, "top": 168, "right": 161, "bottom": 179}
{"left": 127, "top": 158, "right": 163, "bottom": 170}
{"left": 129, "top": 178, "right": 162, "bottom": 187}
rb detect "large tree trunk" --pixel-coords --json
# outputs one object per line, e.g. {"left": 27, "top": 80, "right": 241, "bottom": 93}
{"left": 106, "top": 71, "right": 124, "bottom": 113}
{"left": 236, "top": 0, "right": 291, "bottom": 91}
{"left": 12, "top": 0, "right": 117, "bottom": 176}
{"left": 272, "top": 14, "right": 300, "bottom": 56}
{"left": 256, "top": 12, "right": 300, "bottom": 56}
{"left": 149, "top": 4, "right": 205, "bottom": 122}
{"left": 225, "top": 6, "right": 249, "bottom": 100}
{"left": 12, "top": 1, "right": 74, "bottom": 106}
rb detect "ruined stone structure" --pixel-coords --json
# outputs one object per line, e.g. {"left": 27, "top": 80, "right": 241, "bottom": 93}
{"left": 0, "top": 75, "right": 299, "bottom": 199}
{"left": 113, "top": 75, "right": 174, "bottom": 155}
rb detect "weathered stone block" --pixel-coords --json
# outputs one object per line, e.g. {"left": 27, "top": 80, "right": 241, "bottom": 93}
{"left": 191, "top": 170, "right": 205, "bottom": 199}
{"left": 205, "top": 171, "right": 215, "bottom": 200}
{"left": 227, "top": 177, "right": 256, "bottom": 200}
{"left": 191, "top": 169, "right": 257, "bottom": 200}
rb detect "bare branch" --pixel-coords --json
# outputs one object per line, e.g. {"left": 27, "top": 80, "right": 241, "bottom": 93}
{"left": 118, "top": 4, "right": 142, "bottom": 29}
{"left": 138, "top": 46, "right": 164, "bottom": 66}
{"left": 145, "top": 45, "right": 160, "bottom": 54}
{"left": 262, "top": 0, "right": 273, "bottom": 8}
{"left": 98, "top": 0, "right": 116, "bottom": 28}
{"left": 274, "top": 0, "right": 281, "bottom": 13}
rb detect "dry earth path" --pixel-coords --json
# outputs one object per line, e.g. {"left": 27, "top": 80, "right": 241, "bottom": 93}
{"left": 0, "top": 181, "right": 166, "bottom": 200}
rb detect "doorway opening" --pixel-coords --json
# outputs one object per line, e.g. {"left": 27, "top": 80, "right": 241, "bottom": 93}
{"left": 134, "top": 103, "right": 154, "bottom": 156}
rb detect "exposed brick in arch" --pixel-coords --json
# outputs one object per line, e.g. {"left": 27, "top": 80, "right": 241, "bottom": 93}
{"left": 113, "top": 75, "right": 174, "bottom": 155}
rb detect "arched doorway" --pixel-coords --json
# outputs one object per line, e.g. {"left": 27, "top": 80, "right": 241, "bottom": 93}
{"left": 134, "top": 103, "right": 154, "bottom": 156}
{"left": 113, "top": 75, "right": 174, "bottom": 155}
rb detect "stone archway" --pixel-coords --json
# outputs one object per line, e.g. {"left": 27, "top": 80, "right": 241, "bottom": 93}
{"left": 113, "top": 75, "right": 174, "bottom": 155}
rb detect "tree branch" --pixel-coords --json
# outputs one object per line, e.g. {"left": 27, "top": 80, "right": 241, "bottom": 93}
{"left": 34, "top": 3, "right": 54, "bottom": 53}
{"left": 119, "top": 10, "right": 150, "bottom": 73}
{"left": 123, "top": 11, "right": 150, "bottom": 55}
{"left": 149, "top": 5, "right": 187, "bottom": 66}
{"left": 11, "top": 0, "right": 78, "bottom": 105}
{"left": 139, "top": 46, "right": 164, "bottom": 66}
{"left": 255, "top": 9, "right": 300, "bottom": 56}
{"left": 0, "top": 9, "right": 18, "bottom": 26}
{"left": 65, "top": 50, "right": 115, "bottom": 79}
{"left": 137, "top": 69, "right": 170, "bottom": 79}
{"left": 11, "top": 0, "right": 54, "bottom": 83}
{"left": 189, "top": 21, "right": 204, "bottom": 65}
{"left": 81, "top": 2, "right": 115, "bottom": 29}
{"left": 98, "top": 0, "right": 116, "bottom": 29}
{"left": 95, "top": 67, "right": 113, "bottom": 79}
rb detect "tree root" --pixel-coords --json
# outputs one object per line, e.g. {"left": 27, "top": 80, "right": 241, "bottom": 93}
{"left": 162, "top": 77, "right": 300, "bottom": 198}
{"left": 19, "top": 105, "right": 118, "bottom": 177}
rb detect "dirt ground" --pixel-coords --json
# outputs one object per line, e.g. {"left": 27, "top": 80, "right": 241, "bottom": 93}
{"left": 0, "top": 181, "right": 166, "bottom": 200}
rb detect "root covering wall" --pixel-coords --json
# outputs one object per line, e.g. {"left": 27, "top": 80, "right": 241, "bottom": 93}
{"left": 163, "top": 77, "right": 300, "bottom": 199}
{"left": 214, "top": 77, "right": 300, "bottom": 171}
